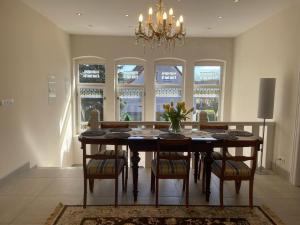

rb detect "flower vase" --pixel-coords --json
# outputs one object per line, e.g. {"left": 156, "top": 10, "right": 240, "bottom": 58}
{"left": 169, "top": 119, "right": 182, "bottom": 134}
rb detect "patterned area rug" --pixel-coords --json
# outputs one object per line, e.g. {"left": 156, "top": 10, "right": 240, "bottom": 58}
{"left": 46, "top": 204, "right": 285, "bottom": 225}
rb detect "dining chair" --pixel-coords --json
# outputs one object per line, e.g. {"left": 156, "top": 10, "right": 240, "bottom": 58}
{"left": 198, "top": 124, "right": 229, "bottom": 192}
{"left": 151, "top": 137, "right": 192, "bottom": 207}
{"left": 211, "top": 146, "right": 257, "bottom": 208}
{"left": 99, "top": 122, "right": 129, "bottom": 189}
{"left": 82, "top": 141, "right": 127, "bottom": 208}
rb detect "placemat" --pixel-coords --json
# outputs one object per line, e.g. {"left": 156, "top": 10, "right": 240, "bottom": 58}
{"left": 159, "top": 133, "right": 186, "bottom": 139}
{"left": 109, "top": 128, "right": 132, "bottom": 132}
{"left": 81, "top": 130, "right": 105, "bottom": 137}
{"left": 104, "top": 132, "right": 131, "bottom": 139}
{"left": 212, "top": 133, "right": 238, "bottom": 140}
{"left": 228, "top": 130, "right": 253, "bottom": 137}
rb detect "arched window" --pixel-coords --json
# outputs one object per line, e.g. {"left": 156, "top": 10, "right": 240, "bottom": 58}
{"left": 154, "top": 58, "right": 185, "bottom": 121}
{"left": 115, "top": 58, "right": 146, "bottom": 121}
{"left": 74, "top": 57, "right": 106, "bottom": 131}
{"left": 193, "top": 60, "right": 225, "bottom": 121}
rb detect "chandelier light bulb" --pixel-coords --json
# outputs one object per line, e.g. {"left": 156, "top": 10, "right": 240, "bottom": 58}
{"left": 169, "top": 8, "right": 173, "bottom": 16}
{"left": 179, "top": 15, "right": 183, "bottom": 23}
{"left": 139, "top": 14, "right": 143, "bottom": 22}
{"left": 176, "top": 20, "right": 180, "bottom": 27}
{"left": 163, "top": 12, "right": 167, "bottom": 20}
{"left": 149, "top": 7, "right": 153, "bottom": 15}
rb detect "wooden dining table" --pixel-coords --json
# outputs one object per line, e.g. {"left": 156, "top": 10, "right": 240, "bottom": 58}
{"left": 78, "top": 128, "right": 262, "bottom": 203}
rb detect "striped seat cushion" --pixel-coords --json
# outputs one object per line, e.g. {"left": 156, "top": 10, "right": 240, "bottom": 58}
{"left": 87, "top": 159, "right": 124, "bottom": 176}
{"left": 100, "top": 150, "right": 128, "bottom": 161}
{"left": 151, "top": 159, "right": 188, "bottom": 176}
{"left": 212, "top": 160, "right": 251, "bottom": 177}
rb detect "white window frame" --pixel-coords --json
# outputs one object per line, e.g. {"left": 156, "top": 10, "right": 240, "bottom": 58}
{"left": 114, "top": 58, "right": 146, "bottom": 121}
{"left": 74, "top": 57, "right": 107, "bottom": 132}
{"left": 154, "top": 58, "right": 186, "bottom": 121}
{"left": 193, "top": 60, "right": 226, "bottom": 121}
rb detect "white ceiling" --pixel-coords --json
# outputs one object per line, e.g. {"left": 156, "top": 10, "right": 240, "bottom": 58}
{"left": 22, "top": 0, "right": 298, "bottom": 37}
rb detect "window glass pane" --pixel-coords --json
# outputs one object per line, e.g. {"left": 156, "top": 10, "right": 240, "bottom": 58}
{"left": 194, "top": 66, "right": 220, "bottom": 85}
{"left": 155, "top": 65, "right": 183, "bottom": 85}
{"left": 117, "top": 64, "right": 144, "bottom": 85}
{"left": 155, "top": 87, "right": 182, "bottom": 121}
{"left": 80, "top": 88, "right": 104, "bottom": 124}
{"left": 79, "top": 64, "right": 105, "bottom": 83}
{"left": 118, "top": 88, "right": 143, "bottom": 121}
{"left": 193, "top": 87, "right": 220, "bottom": 121}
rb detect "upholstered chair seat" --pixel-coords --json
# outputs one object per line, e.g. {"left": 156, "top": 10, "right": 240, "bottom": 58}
{"left": 87, "top": 159, "right": 125, "bottom": 176}
{"left": 151, "top": 159, "right": 187, "bottom": 176}
{"left": 212, "top": 160, "right": 251, "bottom": 177}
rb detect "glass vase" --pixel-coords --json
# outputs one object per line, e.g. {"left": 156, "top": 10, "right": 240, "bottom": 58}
{"left": 169, "top": 118, "right": 182, "bottom": 134}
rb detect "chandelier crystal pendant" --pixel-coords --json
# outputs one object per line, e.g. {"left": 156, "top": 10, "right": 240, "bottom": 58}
{"left": 135, "top": 0, "right": 186, "bottom": 49}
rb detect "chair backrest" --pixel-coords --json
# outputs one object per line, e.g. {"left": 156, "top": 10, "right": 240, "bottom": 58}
{"left": 156, "top": 137, "right": 192, "bottom": 176}
{"left": 101, "top": 122, "right": 129, "bottom": 129}
{"left": 199, "top": 124, "right": 228, "bottom": 131}
{"left": 157, "top": 138, "right": 192, "bottom": 159}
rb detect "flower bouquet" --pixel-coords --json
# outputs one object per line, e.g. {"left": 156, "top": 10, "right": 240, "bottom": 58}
{"left": 163, "top": 101, "right": 194, "bottom": 133}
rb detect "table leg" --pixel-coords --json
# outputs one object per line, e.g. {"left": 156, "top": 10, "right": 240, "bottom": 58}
{"left": 194, "top": 152, "right": 199, "bottom": 183}
{"left": 204, "top": 149, "right": 213, "bottom": 202}
{"left": 131, "top": 149, "right": 140, "bottom": 202}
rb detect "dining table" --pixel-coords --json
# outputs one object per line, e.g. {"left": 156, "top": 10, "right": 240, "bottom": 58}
{"left": 78, "top": 128, "right": 262, "bottom": 203}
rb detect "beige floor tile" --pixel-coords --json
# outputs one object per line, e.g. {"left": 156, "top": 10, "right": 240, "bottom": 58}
{"left": 0, "top": 178, "right": 51, "bottom": 197}
{"left": 0, "top": 196, "right": 34, "bottom": 223}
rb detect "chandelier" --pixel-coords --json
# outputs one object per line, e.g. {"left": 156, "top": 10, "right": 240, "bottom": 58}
{"left": 135, "top": 0, "right": 186, "bottom": 49}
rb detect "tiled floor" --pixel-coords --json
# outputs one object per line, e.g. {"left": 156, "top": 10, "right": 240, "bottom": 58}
{"left": 0, "top": 167, "right": 300, "bottom": 225}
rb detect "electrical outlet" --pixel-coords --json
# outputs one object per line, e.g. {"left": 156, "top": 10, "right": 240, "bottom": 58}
{"left": 0, "top": 99, "right": 14, "bottom": 106}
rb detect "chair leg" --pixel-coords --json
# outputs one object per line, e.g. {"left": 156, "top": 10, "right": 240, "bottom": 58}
{"left": 115, "top": 177, "right": 118, "bottom": 207}
{"left": 249, "top": 179, "right": 254, "bottom": 208}
{"left": 88, "top": 179, "right": 94, "bottom": 193}
{"left": 83, "top": 178, "right": 87, "bottom": 208}
{"left": 155, "top": 177, "right": 159, "bottom": 207}
{"left": 220, "top": 180, "right": 224, "bottom": 208}
{"left": 151, "top": 171, "right": 155, "bottom": 193}
{"left": 235, "top": 180, "right": 242, "bottom": 194}
{"left": 202, "top": 164, "right": 206, "bottom": 193}
{"left": 186, "top": 177, "right": 189, "bottom": 207}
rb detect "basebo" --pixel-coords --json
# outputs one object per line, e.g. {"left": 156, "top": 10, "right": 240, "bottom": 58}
{"left": 0, "top": 162, "right": 31, "bottom": 187}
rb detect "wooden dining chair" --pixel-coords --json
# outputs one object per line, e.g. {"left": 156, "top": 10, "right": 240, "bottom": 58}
{"left": 211, "top": 146, "right": 257, "bottom": 208}
{"left": 151, "top": 137, "right": 192, "bottom": 207}
{"left": 99, "top": 122, "right": 129, "bottom": 189}
{"left": 198, "top": 124, "right": 229, "bottom": 192}
{"left": 82, "top": 141, "right": 127, "bottom": 208}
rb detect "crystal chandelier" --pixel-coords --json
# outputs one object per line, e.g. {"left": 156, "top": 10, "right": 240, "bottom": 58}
{"left": 135, "top": 0, "right": 186, "bottom": 49}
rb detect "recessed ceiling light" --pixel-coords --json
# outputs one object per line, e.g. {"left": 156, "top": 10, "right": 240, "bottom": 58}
{"left": 88, "top": 24, "right": 93, "bottom": 28}
{"left": 218, "top": 16, "right": 223, "bottom": 19}
{"left": 125, "top": 14, "right": 129, "bottom": 17}
{"left": 76, "top": 12, "right": 82, "bottom": 16}
{"left": 233, "top": 0, "right": 240, "bottom": 3}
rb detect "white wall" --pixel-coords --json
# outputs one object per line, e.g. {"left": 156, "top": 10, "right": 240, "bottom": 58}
{"left": 231, "top": 4, "right": 300, "bottom": 179}
{"left": 0, "top": 0, "right": 72, "bottom": 178}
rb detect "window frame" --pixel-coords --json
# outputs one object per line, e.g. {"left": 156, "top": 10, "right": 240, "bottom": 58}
{"left": 74, "top": 57, "right": 107, "bottom": 132}
{"left": 154, "top": 58, "right": 186, "bottom": 121}
{"left": 114, "top": 58, "right": 146, "bottom": 121}
{"left": 193, "top": 60, "right": 226, "bottom": 121}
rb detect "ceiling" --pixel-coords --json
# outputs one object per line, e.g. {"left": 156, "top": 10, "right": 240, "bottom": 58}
{"left": 22, "top": 0, "right": 298, "bottom": 37}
